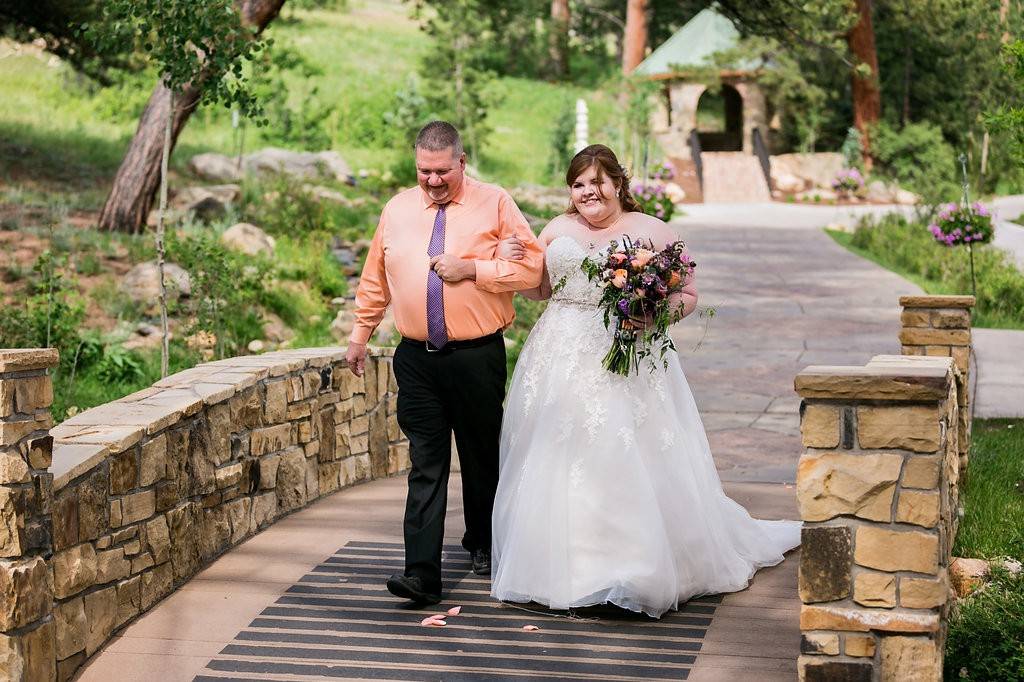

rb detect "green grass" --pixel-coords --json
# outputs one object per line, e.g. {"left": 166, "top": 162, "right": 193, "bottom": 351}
{"left": 826, "top": 216, "right": 1024, "bottom": 330}
{"left": 954, "top": 419, "right": 1024, "bottom": 561}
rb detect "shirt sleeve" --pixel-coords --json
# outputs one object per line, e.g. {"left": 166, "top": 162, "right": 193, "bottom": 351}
{"left": 349, "top": 207, "right": 391, "bottom": 345}
{"left": 473, "top": 193, "right": 545, "bottom": 293}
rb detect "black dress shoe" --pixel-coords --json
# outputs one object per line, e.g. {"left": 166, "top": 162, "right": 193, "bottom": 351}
{"left": 386, "top": 574, "right": 441, "bottom": 605}
{"left": 471, "top": 548, "right": 491, "bottom": 576}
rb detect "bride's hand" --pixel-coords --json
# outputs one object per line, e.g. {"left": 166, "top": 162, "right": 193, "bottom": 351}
{"left": 497, "top": 236, "right": 526, "bottom": 260}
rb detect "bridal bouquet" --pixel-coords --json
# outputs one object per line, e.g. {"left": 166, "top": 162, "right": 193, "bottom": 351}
{"left": 581, "top": 237, "right": 696, "bottom": 376}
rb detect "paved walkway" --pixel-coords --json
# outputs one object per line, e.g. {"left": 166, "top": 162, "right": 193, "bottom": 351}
{"left": 80, "top": 202, "right": 1021, "bottom": 681}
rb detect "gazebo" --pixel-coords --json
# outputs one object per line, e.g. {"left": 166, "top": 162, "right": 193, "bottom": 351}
{"left": 635, "top": 8, "right": 770, "bottom": 162}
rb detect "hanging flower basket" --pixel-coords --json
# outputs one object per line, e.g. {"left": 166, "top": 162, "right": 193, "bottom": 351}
{"left": 928, "top": 202, "right": 994, "bottom": 246}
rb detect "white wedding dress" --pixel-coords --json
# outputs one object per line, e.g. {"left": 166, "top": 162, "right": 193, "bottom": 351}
{"left": 491, "top": 235, "right": 802, "bottom": 618}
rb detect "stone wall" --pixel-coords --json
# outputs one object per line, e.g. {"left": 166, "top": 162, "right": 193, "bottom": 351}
{"left": 900, "top": 294, "right": 974, "bottom": 471}
{"left": 0, "top": 348, "right": 408, "bottom": 680}
{"left": 795, "top": 354, "right": 966, "bottom": 681}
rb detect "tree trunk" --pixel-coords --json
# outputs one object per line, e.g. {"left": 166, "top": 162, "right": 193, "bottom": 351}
{"left": 548, "top": 0, "right": 570, "bottom": 80}
{"left": 622, "top": 0, "right": 649, "bottom": 75}
{"left": 97, "top": 0, "right": 286, "bottom": 233}
{"left": 847, "top": 0, "right": 881, "bottom": 169}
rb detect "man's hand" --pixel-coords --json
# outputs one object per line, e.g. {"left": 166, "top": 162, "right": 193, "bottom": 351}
{"left": 430, "top": 254, "right": 476, "bottom": 282}
{"left": 345, "top": 342, "right": 368, "bottom": 377}
{"left": 497, "top": 236, "right": 526, "bottom": 260}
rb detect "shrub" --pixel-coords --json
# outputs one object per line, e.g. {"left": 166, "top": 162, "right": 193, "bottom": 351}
{"left": 871, "top": 121, "right": 958, "bottom": 203}
{"left": 631, "top": 182, "right": 675, "bottom": 222}
{"left": 845, "top": 214, "right": 1024, "bottom": 328}
{"left": 832, "top": 168, "right": 865, "bottom": 194}
{"left": 95, "top": 346, "right": 146, "bottom": 384}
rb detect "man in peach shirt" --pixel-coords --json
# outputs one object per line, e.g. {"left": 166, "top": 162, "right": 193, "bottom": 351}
{"left": 345, "top": 121, "right": 544, "bottom": 604}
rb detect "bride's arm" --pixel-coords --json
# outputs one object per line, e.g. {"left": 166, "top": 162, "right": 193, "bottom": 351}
{"left": 517, "top": 260, "right": 552, "bottom": 300}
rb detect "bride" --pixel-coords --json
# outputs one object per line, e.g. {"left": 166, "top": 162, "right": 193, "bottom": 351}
{"left": 490, "top": 144, "right": 801, "bottom": 618}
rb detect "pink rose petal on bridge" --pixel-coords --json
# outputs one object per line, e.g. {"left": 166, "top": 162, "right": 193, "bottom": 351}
{"left": 447, "top": 606, "right": 462, "bottom": 616}
{"left": 420, "top": 615, "right": 447, "bottom": 627}
{"left": 522, "top": 624, "right": 540, "bottom": 631}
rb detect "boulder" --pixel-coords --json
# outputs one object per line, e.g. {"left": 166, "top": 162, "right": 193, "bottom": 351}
{"left": 949, "top": 557, "right": 990, "bottom": 597}
{"left": 771, "top": 171, "right": 806, "bottom": 194}
{"left": 330, "top": 310, "right": 355, "bottom": 342}
{"left": 188, "top": 154, "right": 243, "bottom": 183}
{"left": 512, "top": 184, "right": 568, "bottom": 215}
{"left": 168, "top": 184, "right": 241, "bottom": 223}
{"left": 189, "top": 149, "right": 354, "bottom": 184}
{"left": 122, "top": 323, "right": 165, "bottom": 351}
{"left": 262, "top": 313, "right": 293, "bottom": 344}
{"left": 894, "top": 188, "right": 920, "bottom": 205}
{"left": 770, "top": 153, "right": 845, "bottom": 190}
{"left": 221, "top": 222, "right": 275, "bottom": 257}
{"left": 121, "top": 262, "right": 191, "bottom": 308}
{"left": 303, "top": 184, "right": 366, "bottom": 207}
{"left": 865, "top": 180, "right": 896, "bottom": 203}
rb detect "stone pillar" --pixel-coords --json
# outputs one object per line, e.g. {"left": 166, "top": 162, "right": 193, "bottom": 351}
{"left": 795, "top": 355, "right": 961, "bottom": 682}
{"left": 0, "top": 349, "right": 58, "bottom": 681}
{"left": 899, "top": 294, "right": 974, "bottom": 472}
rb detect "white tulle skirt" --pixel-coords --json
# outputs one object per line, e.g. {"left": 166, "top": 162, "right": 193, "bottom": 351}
{"left": 491, "top": 299, "right": 801, "bottom": 618}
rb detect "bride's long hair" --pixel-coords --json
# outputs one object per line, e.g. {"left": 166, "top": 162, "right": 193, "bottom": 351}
{"left": 565, "top": 144, "right": 645, "bottom": 215}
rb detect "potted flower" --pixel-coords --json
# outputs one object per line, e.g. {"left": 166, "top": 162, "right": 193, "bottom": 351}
{"left": 928, "top": 201, "right": 994, "bottom": 296}
{"left": 631, "top": 182, "right": 675, "bottom": 222}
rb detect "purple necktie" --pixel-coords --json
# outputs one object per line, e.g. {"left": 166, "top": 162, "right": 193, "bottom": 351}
{"left": 426, "top": 203, "right": 448, "bottom": 349}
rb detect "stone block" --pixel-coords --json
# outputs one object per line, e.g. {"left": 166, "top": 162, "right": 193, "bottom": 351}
{"left": 276, "top": 447, "right": 307, "bottom": 513}
{"left": 116, "top": 575, "right": 141, "bottom": 626}
{"left": 264, "top": 380, "right": 288, "bottom": 423}
{"left": 363, "top": 359, "right": 378, "bottom": 406}
{"left": 201, "top": 506, "right": 231, "bottom": 561}
{"left": 0, "top": 487, "right": 25, "bottom": 557}
{"left": 95, "top": 548, "right": 131, "bottom": 584}
{"left": 56, "top": 652, "right": 84, "bottom": 682}
{"left": 109, "top": 449, "right": 138, "bottom": 495}
{"left": 227, "top": 498, "right": 252, "bottom": 544}
{"left": 0, "top": 419, "right": 40, "bottom": 448}
{"left": 54, "top": 597, "right": 87, "bottom": 659}
{"left": 52, "top": 543, "right": 97, "bottom": 599}
{"left": 853, "top": 571, "right": 896, "bottom": 608}
{"left": 369, "top": 409, "right": 388, "bottom": 478}
{"left": 931, "top": 309, "right": 970, "bottom": 329}
{"left": 896, "top": 490, "right": 940, "bottom": 527}
{"left": 898, "top": 328, "right": 970, "bottom": 346}
{"left": 111, "top": 490, "right": 155, "bottom": 528}
{"left": 318, "top": 408, "right": 336, "bottom": 463}
{"left": 880, "top": 636, "right": 941, "bottom": 681}
{"left": 387, "top": 413, "right": 401, "bottom": 442}
{"left": 856, "top": 405, "right": 941, "bottom": 453}
{"left": 215, "top": 463, "right": 243, "bottom": 489}
{"left": 297, "top": 420, "right": 313, "bottom": 443}
{"left": 0, "top": 450, "right": 30, "bottom": 485}
{"left": 207, "top": 403, "right": 232, "bottom": 467}
{"left": 389, "top": 442, "right": 411, "bottom": 475}
{"left": 335, "top": 399, "right": 354, "bottom": 424}
{"left": 951, "top": 345, "right": 970, "bottom": 374}
{"left": 77, "top": 467, "right": 108, "bottom": 542}
{"left": 258, "top": 455, "right": 280, "bottom": 490}
{"left": 145, "top": 515, "right": 170, "bottom": 564}
{"left": 140, "top": 435, "right": 167, "bottom": 487}
{"left": 800, "top": 632, "right": 839, "bottom": 655}
{"left": 0, "top": 556, "right": 51, "bottom": 631}
{"left": 230, "top": 386, "right": 263, "bottom": 430}
{"left": 28, "top": 435, "right": 53, "bottom": 470}
{"left": 337, "top": 370, "right": 364, "bottom": 399}
{"left": 319, "top": 462, "right": 341, "bottom": 495}
{"left": 799, "top": 526, "right": 852, "bottom": 603}
{"left": 251, "top": 424, "right": 291, "bottom": 456}
{"left": 140, "top": 562, "right": 173, "bottom": 611}
{"left": 304, "top": 456, "right": 319, "bottom": 501}
{"left": 288, "top": 402, "right": 313, "bottom": 421}
{"left": 854, "top": 526, "right": 938, "bottom": 574}
{"left": 800, "top": 404, "right": 840, "bottom": 448}
{"left": 900, "top": 573, "right": 949, "bottom": 609}
{"left": 251, "top": 491, "right": 277, "bottom": 529}
{"left": 844, "top": 634, "right": 876, "bottom": 658}
{"left": 83, "top": 586, "right": 117, "bottom": 656}
{"left": 799, "top": 658, "right": 873, "bottom": 682}
{"left": 800, "top": 604, "right": 939, "bottom": 633}
{"left": 797, "top": 452, "right": 902, "bottom": 522}
{"left": 354, "top": 453, "right": 371, "bottom": 481}
{"left": 167, "top": 502, "right": 201, "bottom": 582}
{"left": 0, "top": 619, "right": 55, "bottom": 682}
{"left": 900, "top": 308, "right": 930, "bottom": 327}
{"left": 351, "top": 415, "right": 369, "bottom": 436}
{"left": 902, "top": 456, "right": 940, "bottom": 489}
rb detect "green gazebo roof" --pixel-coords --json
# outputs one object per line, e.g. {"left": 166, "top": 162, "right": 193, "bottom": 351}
{"left": 634, "top": 8, "right": 756, "bottom": 77}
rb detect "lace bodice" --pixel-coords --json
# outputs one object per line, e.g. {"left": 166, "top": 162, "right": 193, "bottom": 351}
{"left": 546, "top": 236, "right": 604, "bottom": 307}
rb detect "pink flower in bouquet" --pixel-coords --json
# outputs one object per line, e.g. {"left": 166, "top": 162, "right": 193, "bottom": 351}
{"left": 611, "top": 269, "right": 628, "bottom": 288}
{"left": 635, "top": 288, "right": 646, "bottom": 298}
{"left": 632, "top": 248, "right": 655, "bottom": 268}
{"left": 609, "top": 252, "right": 628, "bottom": 266}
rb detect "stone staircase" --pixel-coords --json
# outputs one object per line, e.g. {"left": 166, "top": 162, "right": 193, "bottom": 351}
{"left": 700, "top": 152, "right": 772, "bottom": 203}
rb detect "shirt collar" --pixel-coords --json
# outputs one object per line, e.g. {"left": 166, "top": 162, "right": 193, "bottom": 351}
{"left": 420, "top": 177, "right": 470, "bottom": 210}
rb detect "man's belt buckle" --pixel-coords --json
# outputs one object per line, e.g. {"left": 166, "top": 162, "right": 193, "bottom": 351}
{"left": 425, "top": 340, "right": 443, "bottom": 353}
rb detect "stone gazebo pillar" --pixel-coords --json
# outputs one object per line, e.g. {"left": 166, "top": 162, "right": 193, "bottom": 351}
{"left": 0, "top": 349, "right": 59, "bottom": 681}
{"left": 795, "top": 355, "right": 963, "bottom": 681}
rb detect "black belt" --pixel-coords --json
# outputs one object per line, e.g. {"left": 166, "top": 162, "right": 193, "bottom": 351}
{"left": 401, "top": 331, "right": 503, "bottom": 353}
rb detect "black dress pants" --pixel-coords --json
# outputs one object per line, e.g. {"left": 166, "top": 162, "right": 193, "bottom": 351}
{"left": 392, "top": 334, "right": 506, "bottom": 593}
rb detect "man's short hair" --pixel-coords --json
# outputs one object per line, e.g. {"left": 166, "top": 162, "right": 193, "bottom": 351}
{"left": 415, "top": 121, "right": 464, "bottom": 156}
